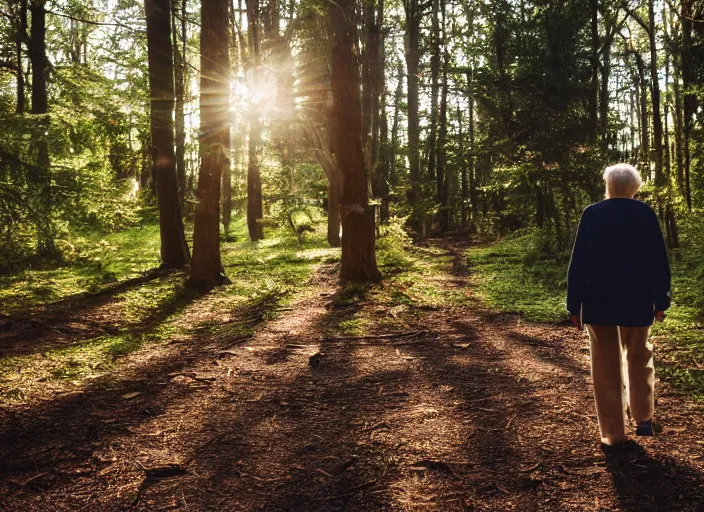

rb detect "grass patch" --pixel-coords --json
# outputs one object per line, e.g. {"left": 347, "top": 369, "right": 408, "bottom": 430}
{"left": 321, "top": 220, "right": 470, "bottom": 336}
{"left": 0, "top": 217, "right": 338, "bottom": 403}
{"left": 468, "top": 229, "right": 568, "bottom": 322}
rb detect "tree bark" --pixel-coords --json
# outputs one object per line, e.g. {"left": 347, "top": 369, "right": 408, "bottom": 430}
{"left": 404, "top": 0, "right": 421, "bottom": 225}
{"left": 190, "top": 0, "right": 231, "bottom": 287}
{"left": 145, "top": 0, "right": 190, "bottom": 268}
{"left": 648, "top": 0, "right": 664, "bottom": 188}
{"left": 172, "top": 0, "right": 187, "bottom": 207}
{"left": 329, "top": 0, "right": 381, "bottom": 282}
{"left": 29, "top": 0, "right": 56, "bottom": 256}
{"left": 589, "top": 0, "right": 598, "bottom": 143}
{"left": 673, "top": 50, "right": 685, "bottom": 195}
{"left": 377, "top": 90, "right": 390, "bottom": 222}
{"left": 428, "top": 0, "right": 440, "bottom": 196}
{"left": 681, "top": 0, "right": 694, "bottom": 210}
{"left": 663, "top": 5, "right": 671, "bottom": 182}
{"left": 16, "top": 0, "right": 27, "bottom": 113}
{"left": 437, "top": 0, "right": 449, "bottom": 232}
{"left": 458, "top": 103, "right": 467, "bottom": 227}
{"left": 389, "top": 64, "right": 403, "bottom": 192}
{"left": 326, "top": 172, "right": 341, "bottom": 247}
{"left": 467, "top": 67, "right": 477, "bottom": 223}
{"left": 246, "top": 0, "right": 264, "bottom": 241}
{"left": 368, "top": 0, "right": 387, "bottom": 219}
{"left": 599, "top": 38, "right": 611, "bottom": 149}
{"left": 634, "top": 52, "right": 649, "bottom": 171}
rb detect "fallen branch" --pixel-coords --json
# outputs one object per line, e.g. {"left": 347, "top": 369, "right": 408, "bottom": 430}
{"left": 324, "top": 330, "right": 427, "bottom": 342}
{"left": 392, "top": 339, "right": 428, "bottom": 347}
{"left": 8, "top": 472, "right": 49, "bottom": 487}
{"left": 517, "top": 462, "right": 541, "bottom": 473}
{"left": 221, "top": 336, "right": 252, "bottom": 350}
{"left": 310, "top": 479, "right": 379, "bottom": 503}
{"left": 360, "top": 422, "right": 389, "bottom": 434}
{"left": 309, "top": 461, "right": 389, "bottom": 503}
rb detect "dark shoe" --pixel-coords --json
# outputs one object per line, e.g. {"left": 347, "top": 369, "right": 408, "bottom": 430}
{"left": 636, "top": 420, "right": 661, "bottom": 437}
{"left": 600, "top": 439, "right": 640, "bottom": 455}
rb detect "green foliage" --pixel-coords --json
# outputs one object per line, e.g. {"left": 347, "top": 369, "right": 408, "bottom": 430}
{"left": 469, "top": 229, "right": 569, "bottom": 322}
{"left": 268, "top": 162, "right": 327, "bottom": 242}
{"left": 0, "top": 218, "right": 340, "bottom": 403}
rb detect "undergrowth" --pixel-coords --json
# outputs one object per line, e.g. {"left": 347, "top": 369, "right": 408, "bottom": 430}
{"left": 0, "top": 217, "right": 338, "bottom": 403}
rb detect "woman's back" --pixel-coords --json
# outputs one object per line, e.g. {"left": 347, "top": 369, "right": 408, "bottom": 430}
{"left": 567, "top": 198, "right": 670, "bottom": 327}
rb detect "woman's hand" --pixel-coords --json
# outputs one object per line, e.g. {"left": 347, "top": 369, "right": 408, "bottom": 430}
{"left": 654, "top": 311, "right": 666, "bottom": 322}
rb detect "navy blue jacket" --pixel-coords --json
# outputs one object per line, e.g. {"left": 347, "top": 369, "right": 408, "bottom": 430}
{"left": 567, "top": 198, "right": 671, "bottom": 327}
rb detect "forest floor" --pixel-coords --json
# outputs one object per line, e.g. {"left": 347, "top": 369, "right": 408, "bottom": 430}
{"left": 1, "top": 235, "right": 703, "bottom": 511}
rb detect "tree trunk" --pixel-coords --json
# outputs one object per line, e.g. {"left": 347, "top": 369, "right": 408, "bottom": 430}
{"left": 309, "top": 126, "right": 341, "bottom": 247}
{"left": 172, "top": 0, "right": 187, "bottom": 207}
{"left": 648, "top": 0, "right": 664, "bottom": 188}
{"left": 369, "top": 0, "right": 387, "bottom": 219}
{"left": 437, "top": 2, "right": 449, "bottom": 232}
{"left": 29, "top": 0, "right": 56, "bottom": 256}
{"left": 329, "top": 0, "right": 381, "bottom": 282}
{"left": 673, "top": 51, "right": 685, "bottom": 195}
{"left": 404, "top": 0, "right": 421, "bottom": 224}
{"left": 378, "top": 91, "right": 390, "bottom": 222}
{"left": 600, "top": 38, "right": 611, "bottom": 149}
{"left": 634, "top": 52, "right": 649, "bottom": 172}
{"left": 145, "top": 0, "right": 190, "bottom": 268}
{"left": 589, "top": 0, "right": 598, "bottom": 143}
{"left": 389, "top": 65, "right": 403, "bottom": 191}
{"left": 29, "top": 0, "right": 47, "bottom": 130}
{"left": 467, "top": 67, "right": 477, "bottom": 223}
{"left": 221, "top": 154, "right": 233, "bottom": 239}
{"left": 458, "top": 103, "right": 467, "bottom": 227}
{"left": 16, "top": 0, "right": 27, "bottom": 113}
{"left": 428, "top": 0, "right": 440, "bottom": 196}
{"left": 327, "top": 172, "right": 341, "bottom": 247}
{"left": 681, "top": 0, "right": 694, "bottom": 210}
{"left": 361, "top": 0, "right": 374, "bottom": 167}
{"left": 246, "top": 0, "right": 264, "bottom": 241}
{"left": 663, "top": 5, "right": 671, "bottom": 182}
{"left": 190, "top": 0, "right": 231, "bottom": 287}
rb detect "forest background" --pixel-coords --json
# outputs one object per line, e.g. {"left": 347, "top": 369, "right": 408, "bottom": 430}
{"left": 0, "top": 0, "right": 703, "bottom": 398}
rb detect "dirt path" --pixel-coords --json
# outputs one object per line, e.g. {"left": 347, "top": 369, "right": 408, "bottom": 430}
{"left": 1, "top": 241, "right": 703, "bottom": 511}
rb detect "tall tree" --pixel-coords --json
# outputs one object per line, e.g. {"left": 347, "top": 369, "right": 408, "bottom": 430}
{"left": 246, "top": 0, "right": 264, "bottom": 241}
{"left": 437, "top": 0, "right": 449, "bottom": 231}
{"left": 171, "top": 0, "right": 187, "bottom": 207}
{"left": 145, "top": 0, "right": 190, "bottom": 267}
{"left": 190, "top": 0, "right": 231, "bottom": 286}
{"left": 328, "top": 0, "right": 381, "bottom": 281}
{"left": 427, "top": 0, "right": 440, "bottom": 193}
{"left": 16, "top": 0, "right": 27, "bottom": 113}
{"left": 681, "top": 0, "right": 695, "bottom": 210}
{"left": 403, "top": 0, "right": 423, "bottom": 227}
{"left": 589, "top": 0, "right": 598, "bottom": 143}
{"left": 29, "top": 0, "right": 56, "bottom": 256}
{"left": 388, "top": 64, "right": 403, "bottom": 198}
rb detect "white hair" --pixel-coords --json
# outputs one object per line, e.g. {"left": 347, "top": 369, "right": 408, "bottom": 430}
{"left": 603, "top": 163, "right": 642, "bottom": 198}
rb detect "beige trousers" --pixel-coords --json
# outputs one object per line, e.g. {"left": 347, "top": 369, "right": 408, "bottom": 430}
{"left": 586, "top": 325, "right": 655, "bottom": 444}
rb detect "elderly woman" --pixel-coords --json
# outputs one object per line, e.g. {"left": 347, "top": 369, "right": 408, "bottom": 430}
{"left": 567, "top": 163, "right": 671, "bottom": 453}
